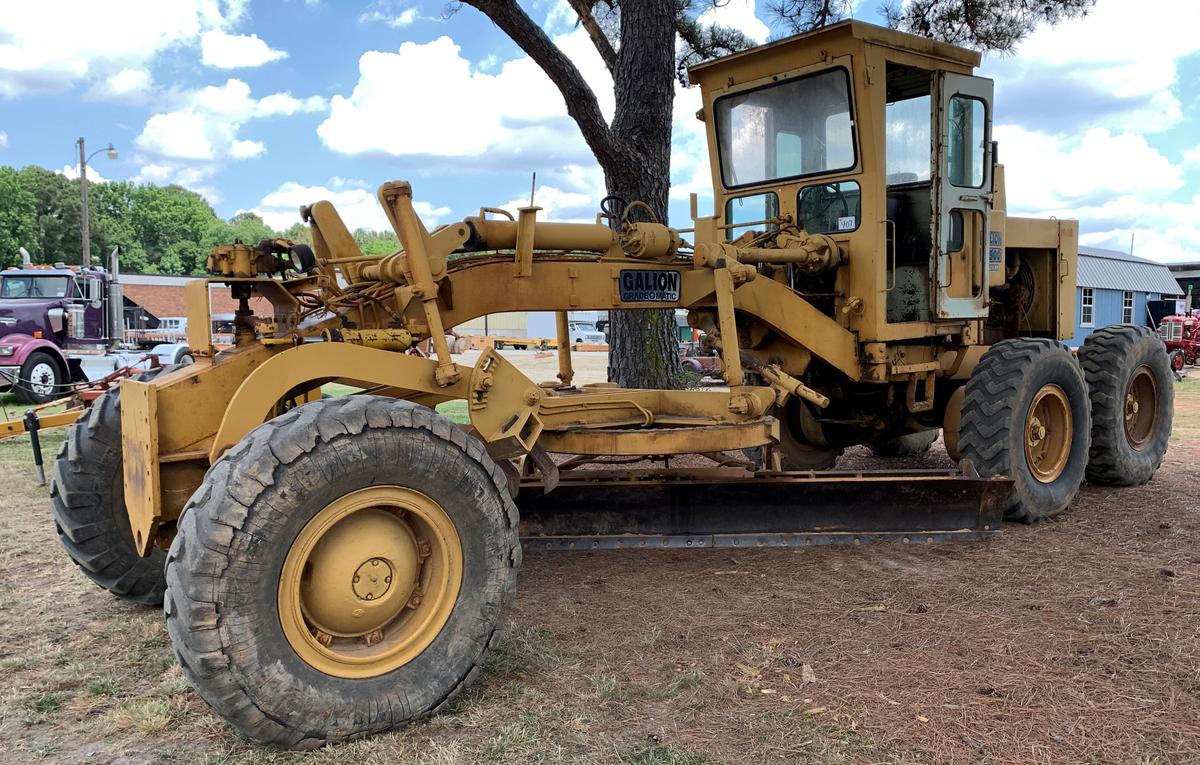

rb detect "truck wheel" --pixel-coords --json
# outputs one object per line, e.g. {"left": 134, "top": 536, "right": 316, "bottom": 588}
{"left": 14, "top": 351, "right": 63, "bottom": 404}
{"left": 1079, "top": 326, "right": 1173, "bottom": 486}
{"left": 1169, "top": 349, "right": 1186, "bottom": 373}
{"left": 681, "top": 359, "right": 703, "bottom": 375}
{"left": 960, "top": 338, "right": 1090, "bottom": 523}
{"left": 869, "top": 430, "right": 939, "bottom": 457}
{"left": 50, "top": 365, "right": 179, "bottom": 605}
{"left": 165, "top": 396, "right": 520, "bottom": 748}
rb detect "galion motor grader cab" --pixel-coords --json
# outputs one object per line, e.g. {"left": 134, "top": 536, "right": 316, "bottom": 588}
{"left": 47, "top": 21, "right": 1172, "bottom": 747}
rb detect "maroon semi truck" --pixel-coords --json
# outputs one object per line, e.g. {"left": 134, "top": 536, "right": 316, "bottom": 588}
{"left": 0, "top": 251, "right": 191, "bottom": 404}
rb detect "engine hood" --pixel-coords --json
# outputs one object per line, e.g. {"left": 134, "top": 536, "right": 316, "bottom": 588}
{"left": 0, "top": 298, "right": 62, "bottom": 339}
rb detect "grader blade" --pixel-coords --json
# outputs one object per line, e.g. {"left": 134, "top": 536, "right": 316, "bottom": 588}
{"left": 516, "top": 467, "right": 1009, "bottom": 549}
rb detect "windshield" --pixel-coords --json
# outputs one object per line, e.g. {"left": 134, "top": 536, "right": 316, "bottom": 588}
{"left": 0, "top": 275, "right": 70, "bottom": 299}
{"left": 715, "top": 68, "right": 856, "bottom": 188}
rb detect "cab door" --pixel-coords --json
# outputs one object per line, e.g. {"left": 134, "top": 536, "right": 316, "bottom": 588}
{"left": 932, "top": 72, "right": 993, "bottom": 319}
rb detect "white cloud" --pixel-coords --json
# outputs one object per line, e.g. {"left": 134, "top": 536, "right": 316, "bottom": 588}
{"left": 0, "top": 131, "right": 7, "bottom": 149}
{"left": 200, "top": 31, "right": 288, "bottom": 69}
{"left": 132, "top": 80, "right": 324, "bottom": 202}
{"left": 999, "top": 127, "right": 1183, "bottom": 212}
{"left": 983, "top": 0, "right": 1200, "bottom": 135}
{"left": 359, "top": 3, "right": 431, "bottom": 28}
{"left": 133, "top": 162, "right": 222, "bottom": 203}
{"left": 503, "top": 186, "right": 594, "bottom": 223}
{"left": 248, "top": 181, "right": 453, "bottom": 232}
{"left": 136, "top": 79, "right": 326, "bottom": 161}
{"left": 84, "top": 68, "right": 153, "bottom": 102}
{"left": 413, "top": 201, "right": 453, "bottom": 226}
{"left": 229, "top": 139, "right": 265, "bottom": 159}
{"left": 997, "top": 127, "right": 1199, "bottom": 261}
{"left": 318, "top": 31, "right": 611, "bottom": 165}
{"left": 388, "top": 8, "right": 418, "bottom": 27}
{"left": 139, "top": 112, "right": 216, "bottom": 160}
{"left": 977, "top": 0, "right": 1200, "bottom": 263}
{"left": 0, "top": 0, "right": 246, "bottom": 98}
{"left": 318, "top": 11, "right": 765, "bottom": 225}
{"left": 59, "top": 163, "right": 110, "bottom": 183}
{"left": 696, "top": 0, "right": 769, "bottom": 45}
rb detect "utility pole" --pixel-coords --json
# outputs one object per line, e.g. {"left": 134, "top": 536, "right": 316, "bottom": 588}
{"left": 77, "top": 137, "right": 118, "bottom": 268}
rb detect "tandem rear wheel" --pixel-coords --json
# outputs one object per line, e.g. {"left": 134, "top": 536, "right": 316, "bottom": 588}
{"left": 1079, "top": 325, "right": 1173, "bottom": 486}
{"left": 164, "top": 396, "right": 521, "bottom": 748}
{"left": 960, "top": 331, "right": 1172, "bottom": 522}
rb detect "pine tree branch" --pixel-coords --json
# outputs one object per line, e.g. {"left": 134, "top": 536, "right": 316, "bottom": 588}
{"left": 459, "top": 0, "right": 623, "bottom": 170}
{"left": 879, "top": 0, "right": 1096, "bottom": 51}
{"left": 674, "top": 2, "right": 757, "bottom": 85}
{"left": 567, "top": 0, "right": 618, "bottom": 73}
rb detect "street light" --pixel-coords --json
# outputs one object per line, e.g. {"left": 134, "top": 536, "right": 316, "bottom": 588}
{"left": 77, "top": 137, "right": 118, "bottom": 268}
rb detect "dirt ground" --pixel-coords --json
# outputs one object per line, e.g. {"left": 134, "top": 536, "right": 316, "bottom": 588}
{"left": 0, "top": 367, "right": 1197, "bottom": 765}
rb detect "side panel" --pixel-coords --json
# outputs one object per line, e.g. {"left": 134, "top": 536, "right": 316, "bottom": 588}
{"left": 1056, "top": 220, "right": 1079, "bottom": 341}
{"left": 120, "top": 378, "right": 160, "bottom": 556}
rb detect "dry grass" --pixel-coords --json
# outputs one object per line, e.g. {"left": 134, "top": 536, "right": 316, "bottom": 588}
{"left": 0, "top": 379, "right": 1197, "bottom": 764}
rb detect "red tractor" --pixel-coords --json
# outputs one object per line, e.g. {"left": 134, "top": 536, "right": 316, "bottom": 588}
{"left": 1158, "top": 314, "right": 1200, "bottom": 372}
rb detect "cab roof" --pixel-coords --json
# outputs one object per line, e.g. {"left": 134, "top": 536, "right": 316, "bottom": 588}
{"left": 3, "top": 266, "right": 103, "bottom": 277}
{"left": 687, "top": 19, "right": 981, "bottom": 79}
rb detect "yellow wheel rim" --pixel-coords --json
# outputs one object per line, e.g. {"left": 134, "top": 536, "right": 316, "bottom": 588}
{"left": 1124, "top": 365, "right": 1158, "bottom": 451}
{"left": 1024, "top": 384, "right": 1072, "bottom": 484}
{"left": 279, "top": 486, "right": 463, "bottom": 679}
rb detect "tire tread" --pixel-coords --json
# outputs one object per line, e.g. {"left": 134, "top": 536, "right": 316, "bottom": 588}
{"left": 165, "top": 396, "right": 520, "bottom": 748}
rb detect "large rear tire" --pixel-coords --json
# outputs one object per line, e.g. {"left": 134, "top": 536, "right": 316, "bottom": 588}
{"left": 1079, "top": 325, "right": 1172, "bottom": 486}
{"left": 165, "top": 396, "right": 521, "bottom": 748}
{"left": 50, "top": 365, "right": 177, "bottom": 605}
{"left": 960, "top": 338, "right": 1090, "bottom": 523}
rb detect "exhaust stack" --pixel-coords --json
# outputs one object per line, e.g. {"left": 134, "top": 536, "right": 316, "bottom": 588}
{"left": 19, "top": 247, "right": 31, "bottom": 267}
{"left": 108, "top": 247, "right": 124, "bottom": 347}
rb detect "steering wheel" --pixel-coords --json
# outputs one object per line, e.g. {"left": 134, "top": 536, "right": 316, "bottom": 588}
{"left": 798, "top": 184, "right": 850, "bottom": 231}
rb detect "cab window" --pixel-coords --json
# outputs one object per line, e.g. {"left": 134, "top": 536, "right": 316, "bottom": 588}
{"left": 947, "top": 95, "right": 987, "bottom": 187}
{"left": 724, "top": 192, "right": 779, "bottom": 239}
{"left": 0, "top": 275, "right": 70, "bottom": 298}
{"left": 797, "top": 181, "right": 861, "bottom": 234}
{"left": 715, "top": 68, "right": 856, "bottom": 188}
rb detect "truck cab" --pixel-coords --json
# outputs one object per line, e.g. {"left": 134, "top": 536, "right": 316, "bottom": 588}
{"left": 0, "top": 264, "right": 190, "bottom": 403}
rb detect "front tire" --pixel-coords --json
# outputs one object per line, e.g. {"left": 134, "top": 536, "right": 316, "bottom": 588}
{"left": 14, "top": 351, "right": 63, "bottom": 404}
{"left": 960, "top": 338, "right": 1090, "bottom": 523}
{"left": 1079, "top": 326, "right": 1172, "bottom": 486}
{"left": 50, "top": 365, "right": 177, "bottom": 605}
{"left": 745, "top": 399, "right": 841, "bottom": 470}
{"left": 165, "top": 396, "right": 521, "bottom": 748}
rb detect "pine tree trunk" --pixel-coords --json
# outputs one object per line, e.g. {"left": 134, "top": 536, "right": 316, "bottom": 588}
{"left": 604, "top": 0, "right": 682, "bottom": 390}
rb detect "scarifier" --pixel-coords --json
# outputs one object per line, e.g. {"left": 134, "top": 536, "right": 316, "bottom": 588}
{"left": 46, "top": 20, "right": 1172, "bottom": 747}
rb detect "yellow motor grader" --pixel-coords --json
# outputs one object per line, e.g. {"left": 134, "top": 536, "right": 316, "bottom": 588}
{"left": 46, "top": 20, "right": 1171, "bottom": 747}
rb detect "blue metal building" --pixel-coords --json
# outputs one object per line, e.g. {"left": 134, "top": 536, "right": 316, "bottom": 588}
{"left": 1065, "top": 247, "right": 1183, "bottom": 347}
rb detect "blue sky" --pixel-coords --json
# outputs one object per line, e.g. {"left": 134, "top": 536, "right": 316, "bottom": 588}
{"left": 1, "top": 0, "right": 1198, "bottom": 261}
